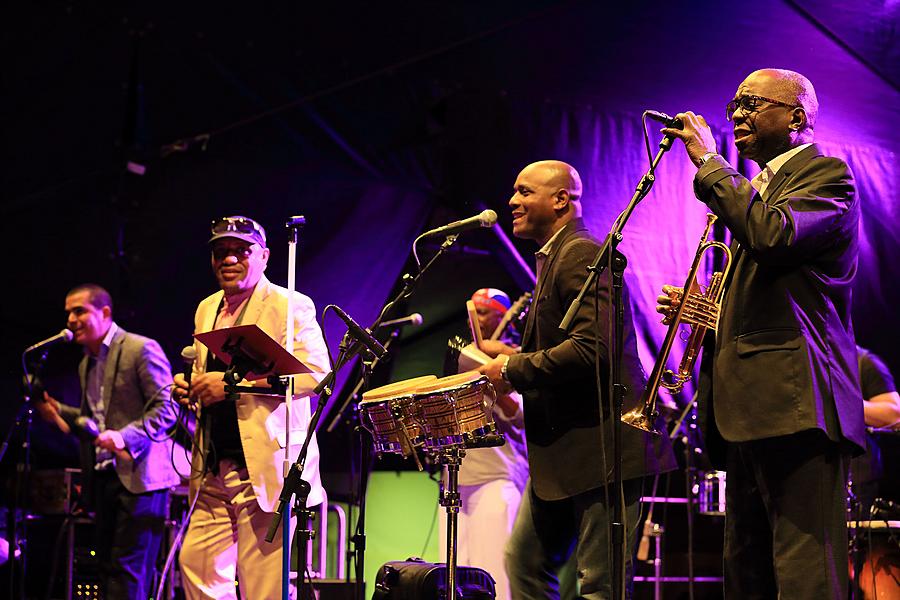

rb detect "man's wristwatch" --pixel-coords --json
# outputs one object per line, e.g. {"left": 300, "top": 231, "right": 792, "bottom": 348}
{"left": 500, "top": 355, "right": 511, "bottom": 383}
{"left": 698, "top": 152, "right": 718, "bottom": 167}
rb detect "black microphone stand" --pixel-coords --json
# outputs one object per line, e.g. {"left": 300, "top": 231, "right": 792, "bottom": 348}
{"left": 559, "top": 135, "right": 675, "bottom": 600}
{"left": 272, "top": 233, "right": 461, "bottom": 600}
{"left": 323, "top": 330, "right": 400, "bottom": 434}
{"left": 3, "top": 349, "right": 53, "bottom": 600}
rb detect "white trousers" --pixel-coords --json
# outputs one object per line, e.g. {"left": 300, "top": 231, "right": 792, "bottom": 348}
{"left": 179, "top": 461, "right": 292, "bottom": 600}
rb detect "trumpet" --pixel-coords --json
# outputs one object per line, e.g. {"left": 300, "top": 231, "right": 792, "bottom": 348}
{"left": 622, "top": 213, "right": 732, "bottom": 435}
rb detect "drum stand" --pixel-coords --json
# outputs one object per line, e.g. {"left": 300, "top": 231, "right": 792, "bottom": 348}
{"left": 436, "top": 446, "right": 466, "bottom": 600}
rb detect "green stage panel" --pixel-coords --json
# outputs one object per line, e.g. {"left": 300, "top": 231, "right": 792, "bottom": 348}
{"left": 364, "top": 470, "right": 441, "bottom": 598}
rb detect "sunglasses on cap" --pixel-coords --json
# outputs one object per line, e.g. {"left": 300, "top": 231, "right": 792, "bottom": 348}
{"left": 209, "top": 216, "right": 267, "bottom": 247}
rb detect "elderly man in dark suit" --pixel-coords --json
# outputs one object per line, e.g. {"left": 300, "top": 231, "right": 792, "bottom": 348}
{"left": 660, "top": 68, "right": 864, "bottom": 599}
{"left": 38, "top": 283, "right": 180, "bottom": 599}
{"left": 479, "top": 160, "right": 675, "bottom": 599}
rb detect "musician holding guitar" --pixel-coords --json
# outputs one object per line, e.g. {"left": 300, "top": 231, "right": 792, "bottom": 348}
{"left": 440, "top": 287, "right": 530, "bottom": 600}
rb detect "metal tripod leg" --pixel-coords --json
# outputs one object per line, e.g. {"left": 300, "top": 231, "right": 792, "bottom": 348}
{"left": 438, "top": 447, "right": 465, "bottom": 600}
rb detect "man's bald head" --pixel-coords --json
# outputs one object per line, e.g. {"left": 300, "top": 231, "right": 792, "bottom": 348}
{"left": 743, "top": 68, "right": 818, "bottom": 131}
{"left": 732, "top": 68, "right": 818, "bottom": 165}
{"left": 522, "top": 160, "right": 583, "bottom": 201}
{"left": 510, "top": 160, "right": 583, "bottom": 244}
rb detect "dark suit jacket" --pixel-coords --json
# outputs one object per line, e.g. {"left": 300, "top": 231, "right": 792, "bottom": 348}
{"left": 506, "top": 219, "right": 676, "bottom": 500}
{"left": 59, "top": 326, "right": 181, "bottom": 494}
{"left": 695, "top": 144, "right": 865, "bottom": 452}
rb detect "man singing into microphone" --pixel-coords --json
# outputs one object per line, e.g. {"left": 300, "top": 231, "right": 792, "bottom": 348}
{"left": 173, "top": 215, "right": 329, "bottom": 600}
{"left": 479, "top": 161, "right": 675, "bottom": 599}
{"left": 37, "top": 284, "right": 180, "bottom": 599}
{"left": 659, "top": 68, "right": 863, "bottom": 599}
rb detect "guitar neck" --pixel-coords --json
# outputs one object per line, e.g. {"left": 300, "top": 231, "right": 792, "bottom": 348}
{"left": 489, "top": 293, "right": 531, "bottom": 341}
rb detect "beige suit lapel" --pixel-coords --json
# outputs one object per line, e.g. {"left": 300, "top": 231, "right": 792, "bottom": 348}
{"left": 238, "top": 275, "right": 270, "bottom": 330}
{"left": 196, "top": 291, "right": 224, "bottom": 372}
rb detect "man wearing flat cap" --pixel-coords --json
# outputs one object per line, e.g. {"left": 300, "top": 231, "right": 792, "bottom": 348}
{"left": 173, "top": 216, "right": 330, "bottom": 600}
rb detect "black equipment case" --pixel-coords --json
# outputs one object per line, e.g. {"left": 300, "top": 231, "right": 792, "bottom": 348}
{"left": 373, "top": 557, "right": 496, "bottom": 599}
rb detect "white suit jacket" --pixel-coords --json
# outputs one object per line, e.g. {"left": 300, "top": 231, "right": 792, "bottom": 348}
{"left": 190, "top": 275, "right": 329, "bottom": 511}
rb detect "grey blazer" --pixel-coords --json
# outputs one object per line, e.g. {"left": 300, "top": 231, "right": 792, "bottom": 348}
{"left": 59, "top": 326, "right": 181, "bottom": 494}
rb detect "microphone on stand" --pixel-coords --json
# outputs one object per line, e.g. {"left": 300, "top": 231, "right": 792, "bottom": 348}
{"left": 421, "top": 210, "right": 497, "bottom": 238}
{"left": 644, "top": 110, "right": 684, "bottom": 130}
{"left": 24, "top": 329, "right": 74, "bottom": 354}
{"left": 332, "top": 306, "right": 387, "bottom": 360}
{"left": 377, "top": 313, "right": 424, "bottom": 329}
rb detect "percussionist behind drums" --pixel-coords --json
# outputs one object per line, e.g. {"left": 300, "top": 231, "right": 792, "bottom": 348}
{"left": 439, "top": 288, "right": 528, "bottom": 600}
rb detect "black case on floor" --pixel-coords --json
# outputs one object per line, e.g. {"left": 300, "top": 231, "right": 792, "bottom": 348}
{"left": 373, "top": 557, "right": 496, "bottom": 600}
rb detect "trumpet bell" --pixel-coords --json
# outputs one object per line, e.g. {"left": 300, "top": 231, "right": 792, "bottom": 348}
{"left": 621, "top": 405, "right": 662, "bottom": 435}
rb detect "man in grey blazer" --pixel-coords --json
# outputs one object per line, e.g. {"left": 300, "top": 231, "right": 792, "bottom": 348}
{"left": 480, "top": 160, "right": 675, "bottom": 599}
{"left": 661, "top": 69, "right": 864, "bottom": 598}
{"left": 38, "top": 283, "right": 180, "bottom": 599}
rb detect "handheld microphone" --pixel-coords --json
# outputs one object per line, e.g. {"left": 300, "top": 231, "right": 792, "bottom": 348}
{"left": 644, "top": 110, "right": 684, "bottom": 130}
{"left": 332, "top": 306, "right": 387, "bottom": 360}
{"left": 73, "top": 416, "right": 100, "bottom": 442}
{"left": 24, "top": 329, "right": 74, "bottom": 354}
{"left": 377, "top": 313, "right": 424, "bottom": 329}
{"left": 421, "top": 209, "right": 497, "bottom": 238}
{"left": 180, "top": 346, "right": 198, "bottom": 408}
{"left": 181, "top": 346, "right": 197, "bottom": 386}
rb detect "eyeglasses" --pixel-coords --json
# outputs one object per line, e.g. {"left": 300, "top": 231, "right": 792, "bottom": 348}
{"left": 211, "top": 244, "right": 254, "bottom": 261}
{"left": 726, "top": 95, "right": 798, "bottom": 121}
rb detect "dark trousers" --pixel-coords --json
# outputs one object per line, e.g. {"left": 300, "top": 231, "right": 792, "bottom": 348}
{"left": 93, "top": 470, "right": 169, "bottom": 600}
{"left": 505, "top": 478, "right": 643, "bottom": 599}
{"left": 724, "top": 430, "right": 849, "bottom": 600}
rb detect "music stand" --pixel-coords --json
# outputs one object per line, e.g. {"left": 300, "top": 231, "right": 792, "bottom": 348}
{"left": 195, "top": 324, "right": 314, "bottom": 393}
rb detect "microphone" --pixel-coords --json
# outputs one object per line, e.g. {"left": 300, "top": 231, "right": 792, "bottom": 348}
{"left": 25, "top": 329, "right": 74, "bottom": 354}
{"left": 332, "top": 306, "right": 387, "bottom": 360}
{"left": 644, "top": 110, "right": 684, "bottom": 130}
{"left": 181, "top": 346, "right": 197, "bottom": 387}
{"left": 73, "top": 416, "right": 100, "bottom": 442}
{"left": 377, "top": 313, "right": 424, "bottom": 329}
{"left": 421, "top": 209, "right": 497, "bottom": 238}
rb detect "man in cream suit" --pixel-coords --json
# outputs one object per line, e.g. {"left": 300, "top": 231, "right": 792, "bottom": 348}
{"left": 174, "top": 215, "right": 329, "bottom": 600}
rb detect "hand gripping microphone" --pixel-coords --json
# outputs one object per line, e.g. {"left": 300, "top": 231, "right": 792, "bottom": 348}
{"left": 644, "top": 110, "right": 684, "bottom": 130}
{"left": 181, "top": 346, "right": 197, "bottom": 386}
{"left": 73, "top": 416, "right": 101, "bottom": 442}
{"left": 179, "top": 346, "right": 198, "bottom": 409}
{"left": 421, "top": 209, "right": 497, "bottom": 238}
